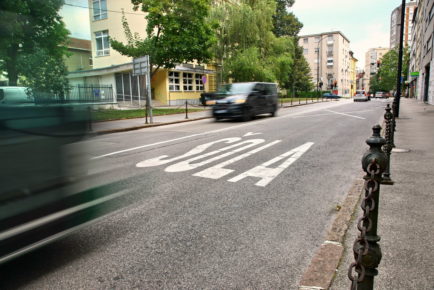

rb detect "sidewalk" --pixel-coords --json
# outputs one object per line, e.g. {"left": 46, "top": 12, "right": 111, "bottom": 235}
{"left": 330, "top": 98, "right": 434, "bottom": 289}
{"left": 92, "top": 98, "right": 334, "bottom": 134}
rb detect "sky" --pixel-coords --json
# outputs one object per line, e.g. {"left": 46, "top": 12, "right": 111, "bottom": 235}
{"left": 61, "top": 0, "right": 405, "bottom": 69}
{"left": 290, "top": 0, "right": 405, "bottom": 68}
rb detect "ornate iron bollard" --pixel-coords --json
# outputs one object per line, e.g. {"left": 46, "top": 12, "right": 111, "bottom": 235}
{"left": 348, "top": 125, "right": 387, "bottom": 290}
{"left": 382, "top": 104, "right": 394, "bottom": 184}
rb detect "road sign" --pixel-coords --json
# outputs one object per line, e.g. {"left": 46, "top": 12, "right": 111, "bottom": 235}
{"left": 410, "top": 71, "right": 419, "bottom": 77}
{"left": 133, "top": 56, "right": 150, "bottom": 76}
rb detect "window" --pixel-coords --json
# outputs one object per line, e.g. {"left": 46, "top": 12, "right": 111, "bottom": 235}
{"left": 303, "top": 48, "right": 308, "bottom": 55}
{"left": 303, "top": 38, "right": 308, "bottom": 43}
{"left": 183, "top": 73, "right": 193, "bottom": 91}
{"left": 93, "top": 0, "right": 107, "bottom": 21}
{"left": 327, "top": 58, "right": 333, "bottom": 66}
{"left": 195, "top": 74, "right": 204, "bottom": 91}
{"left": 169, "top": 72, "right": 180, "bottom": 91}
{"left": 327, "top": 35, "right": 334, "bottom": 43}
{"left": 95, "top": 30, "right": 110, "bottom": 56}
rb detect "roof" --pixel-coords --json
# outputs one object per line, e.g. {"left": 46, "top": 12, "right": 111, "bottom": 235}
{"left": 68, "top": 38, "right": 91, "bottom": 51}
{"left": 299, "top": 31, "right": 350, "bottom": 43}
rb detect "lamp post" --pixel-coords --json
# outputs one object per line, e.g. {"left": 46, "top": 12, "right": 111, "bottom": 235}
{"left": 394, "top": 0, "right": 406, "bottom": 118}
{"left": 316, "top": 34, "right": 328, "bottom": 95}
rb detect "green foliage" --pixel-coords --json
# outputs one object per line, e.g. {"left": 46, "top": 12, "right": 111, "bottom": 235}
{"left": 0, "top": 0, "right": 69, "bottom": 90}
{"left": 111, "top": 0, "right": 215, "bottom": 77}
{"left": 273, "top": 0, "right": 303, "bottom": 37}
{"left": 285, "top": 44, "right": 313, "bottom": 92}
{"left": 376, "top": 46, "right": 410, "bottom": 92}
{"left": 210, "top": 0, "right": 294, "bottom": 86}
{"left": 20, "top": 48, "right": 69, "bottom": 97}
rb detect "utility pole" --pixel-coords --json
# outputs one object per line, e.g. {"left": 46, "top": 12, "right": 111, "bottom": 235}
{"left": 394, "top": 0, "right": 406, "bottom": 118}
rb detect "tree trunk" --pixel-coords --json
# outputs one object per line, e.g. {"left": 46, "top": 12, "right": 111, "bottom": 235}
{"left": 6, "top": 44, "right": 19, "bottom": 86}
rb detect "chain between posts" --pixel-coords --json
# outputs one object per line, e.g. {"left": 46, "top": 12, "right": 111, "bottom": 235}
{"left": 382, "top": 104, "right": 394, "bottom": 184}
{"left": 348, "top": 125, "right": 386, "bottom": 290}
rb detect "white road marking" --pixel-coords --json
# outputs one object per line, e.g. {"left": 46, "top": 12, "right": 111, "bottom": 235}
{"left": 92, "top": 123, "right": 263, "bottom": 159}
{"left": 193, "top": 140, "right": 282, "bottom": 179}
{"left": 136, "top": 137, "right": 240, "bottom": 167}
{"left": 243, "top": 132, "right": 262, "bottom": 137}
{"left": 228, "top": 142, "right": 314, "bottom": 187}
{"left": 324, "top": 109, "right": 366, "bottom": 120}
{"left": 165, "top": 139, "right": 265, "bottom": 172}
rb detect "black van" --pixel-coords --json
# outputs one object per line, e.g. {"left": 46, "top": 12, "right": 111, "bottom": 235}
{"left": 212, "top": 82, "right": 278, "bottom": 121}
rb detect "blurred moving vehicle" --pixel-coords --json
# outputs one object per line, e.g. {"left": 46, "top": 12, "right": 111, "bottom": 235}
{"left": 374, "top": 91, "right": 389, "bottom": 98}
{"left": 323, "top": 92, "right": 341, "bottom": 99}
{"left": 0, "top": 104, "right": 129, "bottom": 265}
{"left": 0, "top": 87, "right": 34, "bottom": 106}
{"left": 199, "top": 92, "right": 226, "bottom": 106}
{"left": 354, "top": 93, "right": 369, "bottom": 102}
{"left": 212, "top": 82, "right": 278, "bottom": 121}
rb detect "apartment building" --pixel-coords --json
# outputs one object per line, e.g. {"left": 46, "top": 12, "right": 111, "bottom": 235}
{"left": 390, "top": 0, "right": 418, "bottom": 48}
{"left": 68, "top": 0, "right": 216, "bottom": 106}
{"left": 349, "top": 51, "right": 358, "bottom": 96}
{"left": 65, "top": 38, "right": 92, "bottom": 72}
{"left": 409, "top": 0, "right": 434, "bottom": 104}
{"left": 299, "top": 31, "right": 351, "bottom": 96}
{"left": 364, "top": 47, "right": 390, "bottom": 93}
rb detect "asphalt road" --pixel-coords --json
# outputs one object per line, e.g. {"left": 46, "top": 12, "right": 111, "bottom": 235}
{"left": 0, "top": 99, "right": 391, "bottom": 290}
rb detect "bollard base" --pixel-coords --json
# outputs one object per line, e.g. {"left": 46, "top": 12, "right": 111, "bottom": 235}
{"left": 381, "top": 178, "right": 394, "bottom": 185}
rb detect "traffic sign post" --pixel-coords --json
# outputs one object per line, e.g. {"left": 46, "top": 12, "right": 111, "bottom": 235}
{"left": 133, "top": 56, "right": 153, "bottom": 124}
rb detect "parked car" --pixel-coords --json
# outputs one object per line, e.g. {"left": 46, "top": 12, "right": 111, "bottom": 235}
{"left": 323, "top": 92, "right": 341, "bottom": 99}
{"left": 354, "top": 93, "right": 369, "bottom": 102}
{"left": 0, "top": 87, "right": 34, "bottom": 106}
{"left": 212, "top": 82, "right": 278, "bottom": 121}
{"left": 374, "top": 91, "right": 388, "bottom": 98}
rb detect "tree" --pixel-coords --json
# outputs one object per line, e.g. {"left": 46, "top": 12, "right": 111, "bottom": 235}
{"left": 285, "top": 44, "right": 313, "bottom": 93}
{"left": 377, "top": 46, "right": 410, "bottom": 92}
{"left": 0, "top": 0, "right": 69, "bottom": 88}
{"left": 111, "top": 0, "right": 215, "bottom": 78}
{"left": 210, "top": 0, "right": 294, "bottom": 85}
{"left": 273, "top": 0, "right": 303, "bottom": 37}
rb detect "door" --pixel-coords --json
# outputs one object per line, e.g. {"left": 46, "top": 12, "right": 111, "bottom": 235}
{"left": 424, "top": 65, "right": 430, "bottom": 103}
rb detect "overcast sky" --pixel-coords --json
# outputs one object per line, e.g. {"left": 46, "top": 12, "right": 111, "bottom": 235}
{"left": 290, "top": 0, "right": 407, "bottom": 68}
{"left": 61, "top": 0, "right": 405, "bottom": 69}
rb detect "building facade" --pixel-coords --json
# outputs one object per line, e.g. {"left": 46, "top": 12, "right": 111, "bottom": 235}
{"left": 349, "top": 51, "right": 358, "bottom": 96}
{"left": 408, "top": 0, "right": 434, "bottom": 104}
{"left": 299, "top": 31, "right": 351, "bottom": 96}
{"left": 390, "top": 0, "right": 418, "bottom": 49}
{"left": 65, "top": 38, "right": 92, "bottom": 72}
{"left": 363, "top": 47, "right": 390, "bottom": 93}
{"left": 68, "top": 0, "right": 216, "bottom": 106}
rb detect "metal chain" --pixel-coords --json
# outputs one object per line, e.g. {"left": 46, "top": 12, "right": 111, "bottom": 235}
{"left": 348, "top": 159, "right": 379, "bottom": 289}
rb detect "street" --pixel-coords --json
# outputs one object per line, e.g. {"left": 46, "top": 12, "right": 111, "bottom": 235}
{"left": 0, "top": 99, "right": 391, "bottom": 289}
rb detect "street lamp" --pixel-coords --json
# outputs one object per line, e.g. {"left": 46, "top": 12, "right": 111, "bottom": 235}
{"left": 316, "top": 34, "right": 329, "bottom": 94}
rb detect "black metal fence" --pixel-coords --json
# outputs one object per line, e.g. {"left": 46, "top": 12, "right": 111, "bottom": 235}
{"left": 34, "top": 85, "right": 115, "bottom": 104}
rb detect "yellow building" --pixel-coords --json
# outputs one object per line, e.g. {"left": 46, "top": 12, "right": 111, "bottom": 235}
{"left": 349, "top": 51, "right": 358, "bottom": 97}
{"left": 65, "top": 38, "right": 92, "bottom": 72}
{"left": 68, "top": 0, "right": 216, "bottom": 106}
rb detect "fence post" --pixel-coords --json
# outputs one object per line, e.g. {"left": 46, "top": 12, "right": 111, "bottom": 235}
{"left": 185, "top": 100, "right": 189, "bottom": 119}
{"left": 348, "top": 124, "right": 387, "bottom": 290}
{"left": 382, "top": 104, "right": 394, "bottom": 185}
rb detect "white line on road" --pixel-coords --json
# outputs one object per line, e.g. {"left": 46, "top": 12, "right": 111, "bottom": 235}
{"left": 324, "top": 109, "right": 366, "bottom": 120}
{"left": 228, "top": 142, "right": 314, "bottom": 187}
{"left": 193, "top": 140, "right": 281, "bottom": 179}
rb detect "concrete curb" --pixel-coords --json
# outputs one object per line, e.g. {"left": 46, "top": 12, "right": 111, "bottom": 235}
{"left": 298, "top": 179, "right": 365, "bottom": 290}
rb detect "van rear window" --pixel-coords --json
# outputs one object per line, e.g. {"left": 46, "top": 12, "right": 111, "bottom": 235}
{"left": 0, "top": 89, "right": 4, "bottom": 101}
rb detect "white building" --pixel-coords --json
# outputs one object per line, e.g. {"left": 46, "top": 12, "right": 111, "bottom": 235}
{"left": 299, "top": 31, "right": 351, "bottom": 96}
